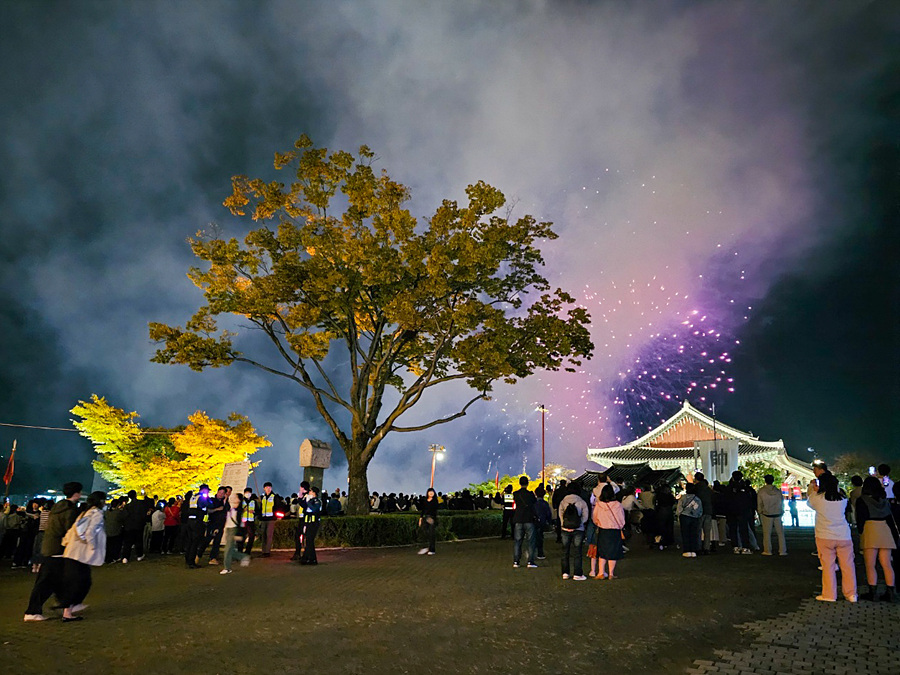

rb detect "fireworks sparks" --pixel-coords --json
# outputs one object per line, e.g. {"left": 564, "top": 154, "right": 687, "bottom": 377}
{"left": 467, "top": 169, "right": 756, "bottom": 474}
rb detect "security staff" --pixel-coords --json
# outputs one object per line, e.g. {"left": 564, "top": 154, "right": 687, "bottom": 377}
{"left": 500, "top": 484, "right": 515, "bottom": 539}
{"left": 292, "top": 481, "right": 310, "bottom": 561}
{"left": 299, "top": 486, "right": 322, "bottom": 565}
{"left": 241, "top": 487, "right": 257, "bottom": 554}
{"left": 198, "top": 486, "right": 227, "bottom": 565}
{"left": 184, "top": 485, "right": 212, "bottom": 569}
{"left": 259, "top": 482, "right": 279, "bottom": 557}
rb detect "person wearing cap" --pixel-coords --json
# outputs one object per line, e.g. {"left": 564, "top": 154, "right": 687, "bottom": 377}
{"left": 241, "top": 487, "right": 257, "bottom": 554}
{"left": 291, "top": 481, "right": 310, "bottom": 562}
{"left": 197, "top": 486, "right": 227, "bottom": 565}
{"left": 184, "top": 485, "right": 212, "bottom": 569}
{"left": 299, "top": 486, "right": 322, "bottom": 565}
{"left": 259, "top": 482, "right": 279, "bottom": 557}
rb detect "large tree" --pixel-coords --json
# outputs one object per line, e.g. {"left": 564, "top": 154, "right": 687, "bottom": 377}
{"left": 149, "top": 136, "right": 593, "bottom": 514}
{"left": 71, "top": 395, "right": 270, "bottom": 496}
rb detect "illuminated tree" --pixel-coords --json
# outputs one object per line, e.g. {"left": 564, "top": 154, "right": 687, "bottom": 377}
{"left": 737, "top": 460, "right": 784, "bottom": 488}
{"left": 71, "top": 395, "right": 270, "bottom": 496}
{"left": 149, "top": 136, "right": 593, "bottom": 514}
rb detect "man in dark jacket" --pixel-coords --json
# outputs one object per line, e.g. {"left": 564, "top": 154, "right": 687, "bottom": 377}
{"left": 693, "top": 473, "right": 714, "bottom": 554}
{"left": 120, "top": 490, "right": 147, "bottom": 563}
{"left": 512, "top": 476, "right": 537, "bottom": 568}
{"left": 198, "top": 486, "right": 227, "bottom": 565}
{"left": 551, "top": 479, "right": 567, "bottom": 543}
{"left": 24, "top": 481, "right": 82, "bottom": 622}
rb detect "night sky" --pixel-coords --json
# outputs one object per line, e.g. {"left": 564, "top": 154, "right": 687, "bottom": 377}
{"left": 1, "top": 1, "right": 898, "bottom": 496}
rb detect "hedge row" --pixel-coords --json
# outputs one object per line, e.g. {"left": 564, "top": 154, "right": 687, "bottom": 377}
{"left": 260, "top": 511, "right": 502, "bottom": 549}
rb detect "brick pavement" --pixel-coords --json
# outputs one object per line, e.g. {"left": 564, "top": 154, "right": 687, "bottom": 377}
{"left": 686, "top": 597, "right": 900, "bottom": 675}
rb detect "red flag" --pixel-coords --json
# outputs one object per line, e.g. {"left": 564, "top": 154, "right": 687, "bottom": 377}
{"left": 495, "top": 470, "right": 499, "bottom": 491}
{"left": 2, "top": 440, "right": 15, "bottom": 486}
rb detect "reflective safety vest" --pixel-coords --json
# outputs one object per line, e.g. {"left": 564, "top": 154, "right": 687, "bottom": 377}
{"left": 260, "top": 493, "right": 276, "bottom": 519}
{"left": 188, "top": 494, "right": 209, "bottom": 523}
{"left": 243, "top": 498, "right": 256, "bottom": 523}
{"left": 303, "top": 498, "right": 321, "bottom": 524}
{"left": 503, "top": 493, "right": 515, "bottom": 510}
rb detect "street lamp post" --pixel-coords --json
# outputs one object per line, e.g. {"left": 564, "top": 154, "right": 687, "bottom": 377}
{"left": 429, "top": 444, "right": 445, "bottom": 489}
{"left": 536, "top": 404, "right": 548, "bottom": 487}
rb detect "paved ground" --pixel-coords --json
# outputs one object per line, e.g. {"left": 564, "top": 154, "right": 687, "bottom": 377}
{"left": 0, "top": 528, "right": 895, "bottom": 674}
{"left": 687, "top": 597, "right": 900, "bottom": 675}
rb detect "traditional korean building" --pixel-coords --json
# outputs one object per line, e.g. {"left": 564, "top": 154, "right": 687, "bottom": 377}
{"left": 587, "top": 400, "right": 815, "bottom": 485}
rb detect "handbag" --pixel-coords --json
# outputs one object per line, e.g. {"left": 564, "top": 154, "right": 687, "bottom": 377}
{"left": 604, "top": 502, "right": 626, "bottom": 540}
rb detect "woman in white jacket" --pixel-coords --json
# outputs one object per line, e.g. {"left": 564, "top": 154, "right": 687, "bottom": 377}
{"left": 61, "top": 491, "right": 107, "bottom": 621}
{"left": 807, "top": 473, "right": 856, "bottom": 602}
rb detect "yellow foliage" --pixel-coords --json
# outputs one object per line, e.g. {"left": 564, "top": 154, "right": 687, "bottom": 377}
{"left": 72, "top": 396, "right": 270, "bottom": 496}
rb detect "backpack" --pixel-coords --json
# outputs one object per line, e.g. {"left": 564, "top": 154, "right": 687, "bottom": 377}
{"left": 562, "top": 501, "right": 581, "bottom": 530}
{"left": 681, "top": 495, "right": 702, "bottom": 518}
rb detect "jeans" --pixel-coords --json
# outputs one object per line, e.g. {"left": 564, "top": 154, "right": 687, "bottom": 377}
{"left": 513, "top": 522, "right": 535, "bottom": 564}
{"left": 680, "top": 515, "right": 701, "bottom": 553}
{"left": 560, "top": 530, "right": 584, "bottom": 576}
{"left": 223, "top": 528, "right": 249, "bottom": 571}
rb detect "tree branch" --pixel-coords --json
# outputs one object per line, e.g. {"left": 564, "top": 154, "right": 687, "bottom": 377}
{"left": 389, "top": 392, "right": 487, "bottom": 433}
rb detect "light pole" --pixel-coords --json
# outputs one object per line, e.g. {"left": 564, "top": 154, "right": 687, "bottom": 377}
{"left": 536, "top": 404, "right": 548, "bottom": 487}
{"left": 429, "top": 444, "right": 445, "bottom": 489}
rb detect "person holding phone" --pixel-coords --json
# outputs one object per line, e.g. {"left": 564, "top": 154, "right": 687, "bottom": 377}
{"left": 808, "top": 472, "right": 857, "bottom": 602}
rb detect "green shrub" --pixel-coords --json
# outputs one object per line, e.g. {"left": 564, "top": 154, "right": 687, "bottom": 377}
{"left": 256, "top": 511, "right": 502, "bottom": 549}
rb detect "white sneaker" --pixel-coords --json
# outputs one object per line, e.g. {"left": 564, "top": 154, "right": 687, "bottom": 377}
{"left": 121, "top": 558, "right": 128, "bottom": 564}
{"left": 513, "top": 562, "right": 519, "bottom": 568}
{"left": 69, "top": 604, "right": 89, "bottom": 614}
{"left": 762, "top": 551, "right": 772, "bottom": 556}
{"left": 573, "top": 575, "right": 587, "bottom": 581}
{"left": 417, "top": 548, "right": 429, "bottom": 555}
{"left": 537, "top": 555, "right": 546, "bottom": 560}
{"left": 815, "top": 595, "right": 836, "bottom": 602}
{"left": 427, "top": 551, "right": 435, "bottom": 555}
{"left": 741, "top": 548, "right": 752, "bottom": 555}
{"left": 845, "top": 594, "right": 858, "bottom": 603}
{"left": 23, "top": 614, "right": 46, "bottom": 622}
{"left": 136, "top": 555, "right": 145, "bottom": 562}
{"left": 219, "top": 569, "right": 232, "bottom": 575}
{"left": 562, "top": 573, "right": 570, "bottom": 579}
{"left": 240, "top": 558, "right": 251, "bottom": 567}
{"left": 733, "top": 547, "right": 741, "bottom": 554}
{"left": 527, "top": 563, "right": 538, "bottom": 568}
{"left": 682, "top": 552, "right": 692, "bottom": 558}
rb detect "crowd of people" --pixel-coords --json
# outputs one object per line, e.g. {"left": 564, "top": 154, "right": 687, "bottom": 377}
{"left": 482, "top": 461, "right": 897, "bottom": 604}
{"left": 4, "top": 460, "right": 896, "bottom": 622}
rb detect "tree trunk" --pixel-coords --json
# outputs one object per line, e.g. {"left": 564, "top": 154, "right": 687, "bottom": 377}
{"left": 346, "top": 455, "right": 371, "bottom": 516}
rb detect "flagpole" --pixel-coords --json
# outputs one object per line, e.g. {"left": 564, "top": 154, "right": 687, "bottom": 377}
{"left": 3, "top": 439, "right": 15, "bottom": 500}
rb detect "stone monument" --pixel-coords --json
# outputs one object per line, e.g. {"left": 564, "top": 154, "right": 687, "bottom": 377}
{"left": 299, "top": 438, "right": 331, "bottom": 491}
